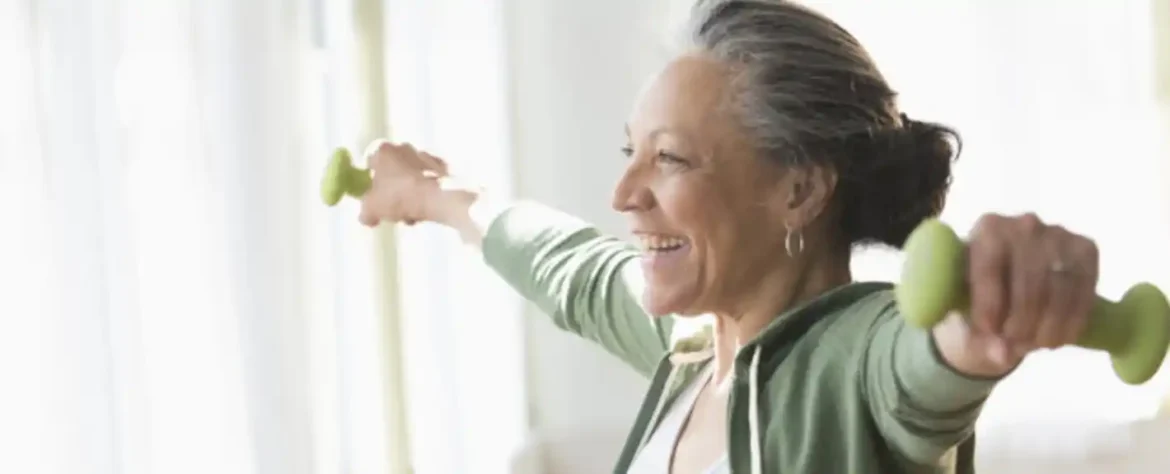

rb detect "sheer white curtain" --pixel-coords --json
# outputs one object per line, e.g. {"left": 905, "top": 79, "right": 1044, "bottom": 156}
{"left": 800, "top": 0, "right": 1170, "bottom": 427}
{"left": 0, "top": 1, "right": 397, "bottom": 473}
{"left": 381, "top": 0, "right": 531, "bottom": 473}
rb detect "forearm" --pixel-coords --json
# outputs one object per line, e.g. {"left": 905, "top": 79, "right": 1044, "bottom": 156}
{"left": 863, "top": 311, "right": 1002, "bottom": 464}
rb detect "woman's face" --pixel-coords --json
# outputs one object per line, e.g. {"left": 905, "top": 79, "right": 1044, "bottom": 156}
{"left": 615, "top": 54, "right": 792, "bottom": 317}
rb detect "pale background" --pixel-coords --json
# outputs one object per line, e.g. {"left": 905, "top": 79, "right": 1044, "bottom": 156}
{"left": 1, "top": 0, "right": 1167, "bottom": 473}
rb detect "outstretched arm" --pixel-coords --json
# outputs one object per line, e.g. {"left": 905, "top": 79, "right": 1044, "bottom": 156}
{"left": 445, "top": 189, "right": 674, "bottom": 377}
{"left": 860, "top": 307, "right": 1000, "bottom": 467}
{"left": 862, "top": 212, "right": 1101, "bottom": 467}
{"left": 340, "top": 141, "right": 674, "bottom": 376}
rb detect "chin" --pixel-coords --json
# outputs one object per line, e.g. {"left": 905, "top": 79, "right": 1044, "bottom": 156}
{"left": 641, "top": 285, "right": 700, "bottom": 318}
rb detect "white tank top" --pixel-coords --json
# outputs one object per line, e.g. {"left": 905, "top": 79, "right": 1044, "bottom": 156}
{"left": 625, "top": 366, "right": 730, "bottom": 474}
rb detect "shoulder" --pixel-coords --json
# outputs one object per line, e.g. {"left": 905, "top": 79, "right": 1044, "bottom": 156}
{"left": 781, "top": 286, "right": 901, "bottom": 370}
{"left": 757, "top": 285, "right": 900, "bottom": 400}
{"left": 812, "top": 285, "right": 900, "bottom": 344}
{"left": 835, "top": 287, "right": 900, "bottom": 332}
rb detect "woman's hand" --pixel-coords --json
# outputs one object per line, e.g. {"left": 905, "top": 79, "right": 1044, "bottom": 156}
{"left": 933, "top": 213, "right": 1100, "bottom": 378}
{"left": 356, "top": 140, "right": 461, "bottom": 227}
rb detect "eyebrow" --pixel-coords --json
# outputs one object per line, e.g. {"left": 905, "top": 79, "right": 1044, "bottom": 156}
{"left": 624, "top": 124, "right": 687, "bottom": 141}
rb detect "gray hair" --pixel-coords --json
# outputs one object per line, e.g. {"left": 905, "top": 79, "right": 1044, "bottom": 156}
{"left": 684, "top": 0, "right": 960, "bottom": 249}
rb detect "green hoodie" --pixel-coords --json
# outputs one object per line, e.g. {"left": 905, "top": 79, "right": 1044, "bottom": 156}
{"left": 483, "top": 202, "right": 1000, "bottom": 473}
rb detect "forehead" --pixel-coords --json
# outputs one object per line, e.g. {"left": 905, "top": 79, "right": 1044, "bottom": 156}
{"left": 628, "top": 54, "right": 735, "bottom": 136}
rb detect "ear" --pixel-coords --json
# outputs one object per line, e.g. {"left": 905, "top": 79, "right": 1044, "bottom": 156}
{"left": 778, "top": 165, "right": 837, "bottom": 228}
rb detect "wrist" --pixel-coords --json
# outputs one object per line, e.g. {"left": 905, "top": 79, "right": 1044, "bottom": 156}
{"left": 426, "top": 177, "right": 479, "bottom": 227}
{"left": 427, "top": 176, "right": 505, "bottom": 248}
{"left": 931, "top": 314, "right": 1018, "bottom": 379}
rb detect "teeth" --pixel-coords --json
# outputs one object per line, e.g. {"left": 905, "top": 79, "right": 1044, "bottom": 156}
{"left": 639, "top": 235, "right": 687, "bottom": 251}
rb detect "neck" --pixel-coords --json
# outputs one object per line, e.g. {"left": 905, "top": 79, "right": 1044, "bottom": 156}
{"left": 707, "top": 249, "right": 851, "bottom": 386}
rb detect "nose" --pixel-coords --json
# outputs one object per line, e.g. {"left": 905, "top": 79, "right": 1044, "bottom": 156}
{"left": 611, "top": 163, "right": 654, "bottom": 213}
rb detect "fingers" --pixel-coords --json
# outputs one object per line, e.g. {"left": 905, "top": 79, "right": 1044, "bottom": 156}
{"left": 967, "top": 213, "right": 1100, "bottom": 353}
{"left": 358, "top": 202, "right": 380, "bottom": 227}
{"left": 1032, "top": 226, "right": 1072, "bottom": 348}
{"left": 967, "top": 214, "right": 1010, "bottom": 336}
{"left": 1034, "top": 275, "right": 1075, "bottom": 349}
{"left": 364, "top": 139, "right": 393, "bottom": 170}
{"left": 363, "top": 139, "right": 449, "bottom": 175}
{"left": 1003, "top": 214, "right": 1045, "bottom": 347}
{"left": 1057, "top": 231, "right": 1098, "bottom": 347}
{"left": 355, "top": 139, "right": 448, "bottom": 227}
{"left": 358, "top": 206, "right": 418, "bottom": 227}
{"left": 419, "top": 151, "right": 450, "bottom": 176}
{"left": 1025, "top": 225, "right": 1098, "bottom": 349}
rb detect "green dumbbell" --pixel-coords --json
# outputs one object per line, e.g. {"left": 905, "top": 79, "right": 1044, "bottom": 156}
{"left": 320, "top": 147, "right": 371, "bottom": 206}
{"left": 896, "top": 219, "right": 1170, "bottom": 385}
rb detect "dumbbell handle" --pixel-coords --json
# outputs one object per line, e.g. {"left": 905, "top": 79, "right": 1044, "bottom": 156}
{"left": 1080, "top": 299, "right": 1145, "bottom": 353}
{"left": 896, "top": 219, "right": 1170, "bottom": 385}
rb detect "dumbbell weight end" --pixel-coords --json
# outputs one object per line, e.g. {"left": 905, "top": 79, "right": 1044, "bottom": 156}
{"left": 321, "top": 147, "right": 372, "bottom": 206}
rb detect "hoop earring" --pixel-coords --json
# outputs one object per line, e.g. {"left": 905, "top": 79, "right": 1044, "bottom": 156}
{"left": 784, "top": 223, "right": 805, "bottom": 258}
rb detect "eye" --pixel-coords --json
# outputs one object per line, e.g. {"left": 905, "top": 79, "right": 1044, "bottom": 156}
{"left": 620, "top": 146, "right": 634, "bottom": 158}
{"left": 655, "top": 151, "right": 688, "bottom": 166}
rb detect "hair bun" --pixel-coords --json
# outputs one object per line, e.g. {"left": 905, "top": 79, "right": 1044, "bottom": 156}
{"left": 839, "top": 116, "right": 960, "bottom": 249}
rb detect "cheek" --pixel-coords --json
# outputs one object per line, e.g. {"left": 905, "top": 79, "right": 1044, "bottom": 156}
{"left": 655, "top": 178, "right": 719, "bottom": 238}
{"left": 656, "top": 180, "right": 739, "bottom": 268}
{"left": 661, "top": 178, "right": 777, "bottom": 274}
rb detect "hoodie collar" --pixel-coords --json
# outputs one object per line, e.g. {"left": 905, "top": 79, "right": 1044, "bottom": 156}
{"left": 667, "top": 281, "right": 893, "bottom": 361}
{"left": 661, "top": 281, "right": 893, "bottom": 474}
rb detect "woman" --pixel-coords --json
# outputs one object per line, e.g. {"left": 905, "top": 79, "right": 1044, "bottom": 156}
{"left": 356, "top": 1, "right": 1099, "bottom": 472}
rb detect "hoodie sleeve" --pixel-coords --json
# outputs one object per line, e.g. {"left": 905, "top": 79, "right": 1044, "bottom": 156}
{"left": 860, "top": 303, "right": 1001, "bottom": 465}
{"left": 481, "top": 201, "right": 672, "bottom": 377}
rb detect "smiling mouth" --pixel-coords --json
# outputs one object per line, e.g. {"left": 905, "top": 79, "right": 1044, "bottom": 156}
{"left": 637, "top": 234, "right": 689, "bottom": 253}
